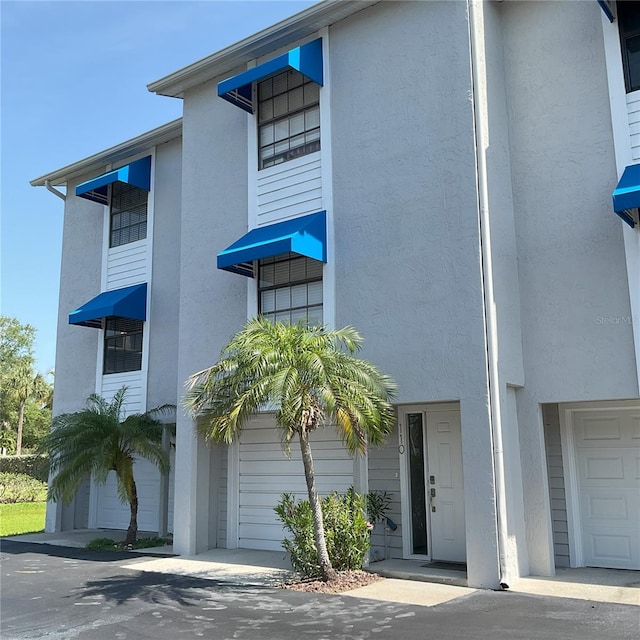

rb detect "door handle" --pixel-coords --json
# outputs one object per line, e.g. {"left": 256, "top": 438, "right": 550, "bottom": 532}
{"left": 430, "top": 488, "right": 436, "bottom": 498}
{"left": 429, "top": 488, "right": 436, "bottom": 512}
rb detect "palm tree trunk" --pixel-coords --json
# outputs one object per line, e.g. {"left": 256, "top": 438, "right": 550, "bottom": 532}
{"left": 125, "top": 478, "right": 138, "bottom": 546}
{"left": 298, "top": 429, "right": 336, "bottom": 582}
{"left": 16, "top": 400, "right": 25, "bottom": 456}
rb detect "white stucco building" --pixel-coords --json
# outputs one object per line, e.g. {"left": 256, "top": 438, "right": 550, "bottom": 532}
{"left": 32, "top": 0, "right": 639, "bottom": 589}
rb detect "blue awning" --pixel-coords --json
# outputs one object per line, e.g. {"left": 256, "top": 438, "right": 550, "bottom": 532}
{"left": 613, "top": 164, "right": 640, "bottom": 228}
{"left": 69, "top": 283, "right": 147, "bottom": 328}
{"left": 218, "top": 38, "right": 323, "bottom": 113}
{"left": 75, "top": 156, "right": 152, "bottom": 205}
{"left": 217, "top": 211, "right": 326, "bottom": 277}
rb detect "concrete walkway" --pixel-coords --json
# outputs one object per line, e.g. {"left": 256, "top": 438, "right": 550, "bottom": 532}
{"left": 4, "top": 529, "right": 639, "bottom": 607}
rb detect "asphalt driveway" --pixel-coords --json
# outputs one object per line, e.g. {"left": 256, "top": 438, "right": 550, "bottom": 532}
{"left": 1, "top": 540, "right": 638, "bottom": 640}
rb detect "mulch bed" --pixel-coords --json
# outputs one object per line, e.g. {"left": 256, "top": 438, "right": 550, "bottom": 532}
{"left": 282, "top": 570, "right": 384, "bottom": 593}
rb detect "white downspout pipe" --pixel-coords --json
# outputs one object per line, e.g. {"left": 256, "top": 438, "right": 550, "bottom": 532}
{"left": 468, "top": 0, "right": 510, "bottom": 589}
{"left": 45, "top": 180, "right": 66, "bottom": 201}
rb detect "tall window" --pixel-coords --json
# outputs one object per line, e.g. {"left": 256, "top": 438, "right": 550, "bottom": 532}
{"left": 103, "top": 317, "right": 143, "bottom": 374}
{"left": 110, "top": 182, "right": 148, "bottom": 247}
{"left": 258, "top": 70, "right": 320, "bottom": 169}
{"left": 618, "top": 1, "right": 640, "bottom": 93}
{"left": 258, "top": 254, "right": 323, "bottom": 326}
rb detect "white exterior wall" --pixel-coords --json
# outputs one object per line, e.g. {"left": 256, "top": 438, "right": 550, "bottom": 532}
{"left": 48, "top": 139, "right": 182, "bottom": 535}
{"left": 46, "top": 0, "right": 640, "bottom": 583}
{"left": 329, "top": 1, "right": 500, "bottom": 588}
{"left": 46, "top": 172, "right": 104, "bottom": 533}
{"left": 601, "top": 14, "right": 640, "bottom": 391}
{"left": 501, "top": 1, "right": 639, "bottom": 575}
{"left": 173, "top": 77, "right": 248, "bottom": 556}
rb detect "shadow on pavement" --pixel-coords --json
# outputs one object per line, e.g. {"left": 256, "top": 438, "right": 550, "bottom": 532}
{"left": 67, "top": 571, "right": 260, "bottom": 607}
{"left": 0, "top": 539, "right": 169, "bottom": 563}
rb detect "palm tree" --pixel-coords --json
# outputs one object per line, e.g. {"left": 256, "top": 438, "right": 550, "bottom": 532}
{"left": 43, "top": 387, "right": 174, "bottom": 545}
{"left": 8, "top": 364, "right": 51, "bottom": 455}
{"left": 184, "top": 318, "right": 396, "bottom": 581}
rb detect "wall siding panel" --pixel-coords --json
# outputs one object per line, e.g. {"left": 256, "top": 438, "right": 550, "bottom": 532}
{"left": 542, "top": 404, "right": 570, "bottom": 568}
{"left": 218, "top": 444, "right": 228, "bottom": 548}
{"left": 106, "top": 240, "right": 148, "bottom": 289}
{"left": 367, "top": 424, "right": 403, "bottom": 561}
{"left": 627, "top": 90, "right": 640, "bottom": 162}
{"left": 101, "top": 372, "right": 144, "bottom": 414}
{"left": 256, "top": 153, "right": 322, "bottom": 226}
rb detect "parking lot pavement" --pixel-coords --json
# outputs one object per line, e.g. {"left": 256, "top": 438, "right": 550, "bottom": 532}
{"left": 1, "top": 541, "right": 639, "bottom": 640}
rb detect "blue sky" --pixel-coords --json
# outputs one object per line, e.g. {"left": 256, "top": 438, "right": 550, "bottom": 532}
{"left": 1, "top": 0, "right": 316, "bottom": 374}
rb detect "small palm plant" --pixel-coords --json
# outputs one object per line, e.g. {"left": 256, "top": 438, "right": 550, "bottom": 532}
{"left": 42, "top": 387, "right": 174, "bottom": 545}
{"left": 184, "top": 318, "right": 396, "bottom": 581}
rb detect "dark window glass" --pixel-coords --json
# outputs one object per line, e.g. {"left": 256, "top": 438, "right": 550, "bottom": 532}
{"left": 258, "top": 70, "right": 320, "bottom": 169}
{"left": 103, "top": 317, "right": 143, "bottom": 374}
{"left": 618, "top": 1, "right": 640, "bottom": 92}
{"left": 110, "top": 182, "right": 148, "bottom": 247}
{"left": 258, "top": 254, "right": 323, "bottom": 326}
{"left": 408, "top": 413, "right": 428, "bottom": 556}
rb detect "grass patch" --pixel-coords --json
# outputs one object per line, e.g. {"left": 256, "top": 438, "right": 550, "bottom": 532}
{"left": 85, "top": 536, "right": 170, "bottom": 551}
{"left": 0, "top": 502, "right": 46, "bottom": 536}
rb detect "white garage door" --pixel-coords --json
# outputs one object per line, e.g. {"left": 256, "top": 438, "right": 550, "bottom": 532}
{"left": 574, "top": 407, "right": 640, "bottom": 570}
{"left": 96, "top": 458, "right": 161, "bottom": 532}
{"left": 238, "top": 415, "right": 354, "bottom": 551}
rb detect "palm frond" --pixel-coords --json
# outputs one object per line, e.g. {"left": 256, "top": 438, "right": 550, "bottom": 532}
{"left": 43, "top": 386, "right": 172, "bottom": 506}
{"left": 183, "top": 318, "right": 396, "bottom": 455}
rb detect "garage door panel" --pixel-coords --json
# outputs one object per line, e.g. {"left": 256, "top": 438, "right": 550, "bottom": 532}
{"left": 582, "top": 491, "right": 633, "bottom": 521}
{"left": 240, "top": 507, "right": 286, "bottom": 523}
{"left": 237, "top": 416, "right": 354, "bottom": 550}
{"left": 240, "top": 444, "right": 350, "bottom": 458}
{"left": 239, "top": 523, "right": 286, "bottom": 542}
{"left": 240, "top": 459, "right": 349, "bottom": 476}
{"left": 239, "top": 537, "right": 284, "bottom": 552}
{"left": 579, "top": 416, "right": 622, "bottom": 441}
{"left": 585, "top": 529, "right": 637, "bottom": 568}
{"left": 580, "top": 452, "right": 625, "bottom": 481}
{"left": 96, "top": 459, "right": 160, "bottom": 531}
{"left": 573, "top": 407, "right": 640, "bottom": 570}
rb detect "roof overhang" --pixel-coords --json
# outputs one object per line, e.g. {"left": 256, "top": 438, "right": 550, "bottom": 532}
{"left": 30, "top": 119, "right": 181, "bottom": 189}
{"left": 217, "top": 211, "right": 326, "bottom": 277}
{"left": 147, "top": 1, "right": 379, "bottom": 99}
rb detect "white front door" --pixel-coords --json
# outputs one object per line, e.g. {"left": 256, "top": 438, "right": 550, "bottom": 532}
{"left": 400, "top": 405, "right": 466, "bottom": 562}
{"left": 573, "top": 407, "right": 640, "bottom": 570}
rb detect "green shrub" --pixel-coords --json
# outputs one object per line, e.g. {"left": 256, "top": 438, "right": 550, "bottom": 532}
{"left": 275, "top": 488, "right": 373, "bottom": 578}
{"left": 0, "top": 455, "right": 49, "bottom": 482}
{"left": 0, "top": 472, "right": 47, "bottom": 503}
{"left": 0, "top": 431, "right": 16, "bottom": 455}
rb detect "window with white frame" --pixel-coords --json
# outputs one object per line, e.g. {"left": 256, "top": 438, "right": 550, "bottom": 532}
{"left": 110, "top": 182, "right": 148, "bottom": 248}
{"left": 258, "top": 69, "right": 320, "bottom": 169}
{"left": 103, "top": 317, "right": 143, "bottom": 374}
{"left": 258, "top": 254, "right": 323, "bottom": 326}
